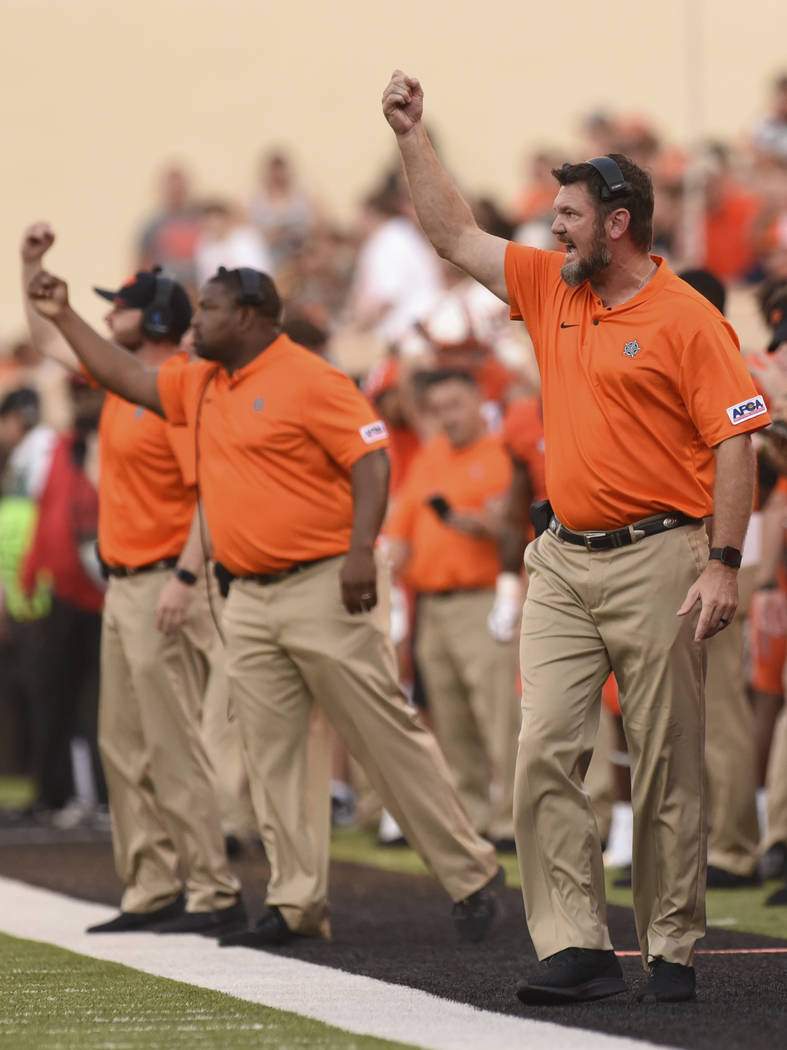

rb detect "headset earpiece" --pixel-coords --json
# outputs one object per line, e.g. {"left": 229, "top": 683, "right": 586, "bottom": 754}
{"left": 234, "top": 267, "right": 266, "bottom": 306}
{"left": 587, "top": 156, "right": 632, "bottom": 202}
{"left": 142, "top": 273, "right": 176, "bottom": 339}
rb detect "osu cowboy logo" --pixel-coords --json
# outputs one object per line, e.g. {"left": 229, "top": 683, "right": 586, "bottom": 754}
{"left": 623, "top": 339, "right": 642, "bottom": 358}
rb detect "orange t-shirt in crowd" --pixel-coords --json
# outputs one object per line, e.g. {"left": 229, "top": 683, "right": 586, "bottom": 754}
{"left": 97, "top": 353, "right": 195, "bottom": 568}
{"left": 385, "top": 431, "right": 511, "bottom": 593}
{"left": 157, "top": 334, "right": 389, "bottom": 575}
{"left": 502, "top": 396, "right": 547, "bottom": 501}
{"left": 504, "top": 244, "right": 772, "bottom": 530}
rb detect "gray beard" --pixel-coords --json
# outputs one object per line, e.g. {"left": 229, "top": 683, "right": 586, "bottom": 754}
{"left": 560, "top": 244, "right": 612, "bottom": 287}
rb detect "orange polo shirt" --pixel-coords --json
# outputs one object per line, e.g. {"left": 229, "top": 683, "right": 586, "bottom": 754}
{"left": 504, "top": 244, "right": 771, "bottom": 530}
{"left": 157, "top": 334, "right": 390, "bottom": 574}
{"left": 98, "top": 357, "right": 195, "bottom": 567}
{"left": 385, "top": 431, "right": 511, "bottom": 592}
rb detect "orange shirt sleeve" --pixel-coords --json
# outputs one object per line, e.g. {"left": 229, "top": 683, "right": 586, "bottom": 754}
{"left": 677, "top": 320, "right": 771, "bottom": 447}
{"left": 301, "top": 367, "right": 389, "bottom": 469}
{"left": 504, "top": 242, "right": 563, "bottom": 334}
{"left": 157, "top": 356, "right": 192, "bottom": 427}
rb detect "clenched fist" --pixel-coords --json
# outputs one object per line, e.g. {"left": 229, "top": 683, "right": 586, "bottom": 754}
{"left": 382, "top": 70, "right": 424, "bottom": 136}
{"left": 27, "top": 270, "right": 70, "bottom": 320}
{"left": 21, "top": 222, "right": 55, "bottom": 263}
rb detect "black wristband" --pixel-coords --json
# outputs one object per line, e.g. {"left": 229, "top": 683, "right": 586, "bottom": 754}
{"left": 174, "top": 566, "right": 198, "bottom": 586}
{"left": 709, "top": 546, "right": 743, "bottom": 569}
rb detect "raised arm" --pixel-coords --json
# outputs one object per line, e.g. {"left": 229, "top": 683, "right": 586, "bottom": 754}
{"left": 382, "top": 70, "right": 509, "bottom": 302}
{"left": 20, "top": 223, "right": 81, "bottom": 371}
{"left": 27, "top": 270, "right": 164, "bottom": 415}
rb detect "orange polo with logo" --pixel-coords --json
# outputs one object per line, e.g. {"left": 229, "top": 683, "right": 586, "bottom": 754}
{"left": 157, "top": 334, "right": 390, "bottom": 574}
{"left": 385, "top": 431, "right": 511, "bottom": 592}
{"left": 97, "top": 353, "right": 195, "bottom": 568}
{"left": 504, "top": 244, "right": 772, "bottom": 530}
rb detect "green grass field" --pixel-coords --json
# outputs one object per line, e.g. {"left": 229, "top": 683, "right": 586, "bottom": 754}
{"left": 0, "top": 932, "right": 421, "bottom": 1050}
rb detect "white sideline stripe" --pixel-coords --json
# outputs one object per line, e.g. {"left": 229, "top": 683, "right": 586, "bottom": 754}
{"left": 0, "top": 876, "right": 672, "bottom": 1050}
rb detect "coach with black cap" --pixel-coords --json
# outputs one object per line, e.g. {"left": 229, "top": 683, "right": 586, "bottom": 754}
{"left": 21, "top": 223, "right": 244, "bottom": 937}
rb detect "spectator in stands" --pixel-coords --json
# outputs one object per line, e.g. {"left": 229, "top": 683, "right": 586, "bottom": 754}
{"left": 194, "top": 200, "right": 273, "bottom": 288}
{"left": 136, "top": 164, "right": 200, "bottom": 294}
{"left": 249, "top": 150, "right": 318, "bottom": 275}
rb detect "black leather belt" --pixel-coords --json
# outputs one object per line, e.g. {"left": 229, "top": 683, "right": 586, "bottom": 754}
{"left": 228, "top": 555, "right": 334, "bottom": 587}
{"left": 104, "top": 556, "right": 178, "bottom": 578}
{"left": 549, "top": 512, "right": 701, "bottom": 551}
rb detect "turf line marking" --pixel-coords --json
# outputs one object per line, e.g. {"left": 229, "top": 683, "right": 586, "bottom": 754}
{"left": 0, "top": 876, "right": 672, "bottom": 1050}
{"left": 615, "top": 949, "right": 787, "bottom": 956}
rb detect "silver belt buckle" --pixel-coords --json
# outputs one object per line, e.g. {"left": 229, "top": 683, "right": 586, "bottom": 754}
{"left": 583, "top": 532, "right": 608, "bottom": 551}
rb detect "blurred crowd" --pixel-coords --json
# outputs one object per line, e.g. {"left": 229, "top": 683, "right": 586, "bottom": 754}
{"left": 1, "top": 71, "right": 786, "bottom": 898}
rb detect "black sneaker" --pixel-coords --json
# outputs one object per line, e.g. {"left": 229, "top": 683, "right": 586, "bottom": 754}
{"left": 156, "top": 897, "right": 248, "bottom": 937}
{"left": 86, "top": 894, "right": 185, "bottom": 934}
{"left": 637, "top": 958, "right": 696, "bottom": 1002}
{"left": 706, "top": 865, "right": 761, "bottom": 889}
{"left": 218, "top": 906, "right": 294, "bottom": 949}
{"left": 760, "top": 842, "right": 786, "bottom": 881}
{"left": 765, "top": 881, "right": 787, "bottom": 906}
{"left": 516, "top": 947, "right": 627, "bottom": 1005}
{"left": 452, "top": 866, "right": 504, "bottom": 943}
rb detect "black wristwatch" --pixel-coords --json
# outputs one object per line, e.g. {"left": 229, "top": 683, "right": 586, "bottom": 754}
{"left": 709, "top": 546, "right": 743, "bottom": 569}
{"left": 174, "top": 566, "right": 198, "bottom": 586}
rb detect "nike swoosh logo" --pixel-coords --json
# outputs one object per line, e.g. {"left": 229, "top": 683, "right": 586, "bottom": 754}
{"left": 560, "top": 322, "right": 579, "bottom": 328}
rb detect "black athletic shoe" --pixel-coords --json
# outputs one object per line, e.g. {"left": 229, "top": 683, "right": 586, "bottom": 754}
{"left": 452, "top": 865, "right": 504, "bottom": 943}
{"left": 516, "top": 947, "right": 627, "bottom": 1005}
{"left": 155, "top": 897, "right": 248, "bottom": 936}
{"left": 765, "top": 881, "right": 787, "bottom": 906}
{"left": 86, "top": 894, "right": 185, "bottom": 934}
{"left": 218, "top": 906, "right": 294, "bottom": 949}
{"left": 760, "top": 842, "right": 786, "bottom": 881}
{"left": 637, "top": 958, "right": 696, "bottom": 1002}
{"left": 706, "top": 864, "right": 761, "bottom": 889}
{"left": 613, "top": 865, "right": 632, "bottom": 888}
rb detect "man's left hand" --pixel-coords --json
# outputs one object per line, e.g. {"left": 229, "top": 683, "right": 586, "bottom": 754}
{"left": 155, "top": 576, "right": 195, "bottom": 635}
{"left": 341, "top": 548, "right": 377, "bottom": 614}
{"left": 677, "top": 562, "right": 738, "bottom": 641}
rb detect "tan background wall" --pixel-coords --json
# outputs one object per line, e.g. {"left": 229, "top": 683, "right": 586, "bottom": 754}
{"left": 1, "top": 0, "right": 785, "bottom": 335}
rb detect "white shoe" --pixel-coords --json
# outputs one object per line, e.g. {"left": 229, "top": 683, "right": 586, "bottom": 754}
{"left": 603, "top": 802, "right": 633, "bottom": 868}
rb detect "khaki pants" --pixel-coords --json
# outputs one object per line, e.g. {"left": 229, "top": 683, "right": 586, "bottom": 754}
{"left": 222, "top": 552, "right": 498, "bottom": 936}
{"left": 764, "top": 705, "right": 787, "bottom": 850}
{"left": 200, "top": 637, "right": 258, "bottom": 842}
{"left": 99, "top": 570, "right": 240, "bottom": 914}
{"left": 415, "top": 590, "right": 519, "bottom": 840}
{"left": 705, "top": 565, "right": 760, "bottom": 876}
{"left": 516, "top": 525, "right": 708, "bottom": 968}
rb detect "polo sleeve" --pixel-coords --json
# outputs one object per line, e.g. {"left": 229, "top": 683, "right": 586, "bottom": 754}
{"left": 678, "top": 319, "right": 772, "bottom": 447}
{"left": 166, "top": 422, "right": 196, "bottom": 488}
{"left": 504, "top": 243, "right": 559, "bottom": 325}
{"left": 157, "top": 356, "right": 190, "bottom": 426}
{"left": 302, "top": 365, "right": 390, "bottom": 468}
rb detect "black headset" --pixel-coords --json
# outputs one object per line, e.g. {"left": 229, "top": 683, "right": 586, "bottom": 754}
{"left": 142, "top": 269, "right": 177, "bottom": 339}
{"left": 233, "top": 266, "right": 267, "bottom": 306}
{"left": 587, "top": 156, "right": 632, "bottom": 201}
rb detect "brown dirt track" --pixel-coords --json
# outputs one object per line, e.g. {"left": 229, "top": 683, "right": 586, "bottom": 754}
{"left": 1, "top": 833, "right": 785, "bottom": 1050}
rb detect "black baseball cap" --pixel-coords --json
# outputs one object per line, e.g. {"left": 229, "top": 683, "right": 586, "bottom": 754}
{"left": 93, "top": 269, "right": 192, "bottom": 340}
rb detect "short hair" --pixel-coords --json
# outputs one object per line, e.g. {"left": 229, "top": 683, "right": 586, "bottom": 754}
{"left": 0, "top": 386, "right": 40, "bottom": 427}
{"left": 417, "top": 369, "right": 479, "bottom": 393}
{"left": 551, "top": 154, "right": 654, "bottom": 252}
{"left": 209, "top": 267, "right": 281, "bottom": 322}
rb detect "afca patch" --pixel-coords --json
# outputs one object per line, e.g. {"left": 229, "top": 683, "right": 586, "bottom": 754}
{"left": 359, "top": 419, "right": 389, "bottom": 444}
{"left": 726, "top": 396, "right": 768, "bottom": 425}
